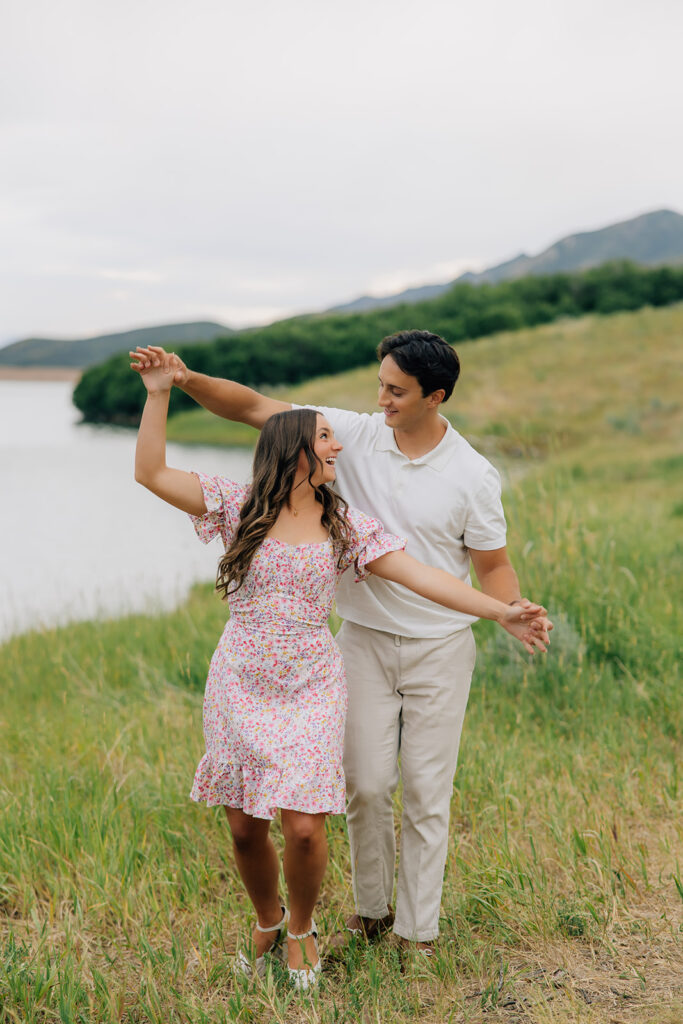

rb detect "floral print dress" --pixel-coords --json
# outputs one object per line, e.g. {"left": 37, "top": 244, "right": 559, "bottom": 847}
{"left": 188, "top": 473, "right": 405, "bottom": 819}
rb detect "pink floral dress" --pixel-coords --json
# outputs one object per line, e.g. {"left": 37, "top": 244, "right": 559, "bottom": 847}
{"left": 188, "top": 473, "right": 405, "bottom": 820}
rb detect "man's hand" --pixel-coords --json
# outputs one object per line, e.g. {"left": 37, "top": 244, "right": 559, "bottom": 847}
{"left": 500, "top": 599, "right": 552, "bottom": 654}
{"left": 130, "top": 345, "right": 189, "bottom": 386}
{"left": 511, "top": 598, "right": 553, "bottom": 643}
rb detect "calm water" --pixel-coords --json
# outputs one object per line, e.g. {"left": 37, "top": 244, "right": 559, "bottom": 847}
{"left": 0, "top": 381, "right": 253, "bottom": 641}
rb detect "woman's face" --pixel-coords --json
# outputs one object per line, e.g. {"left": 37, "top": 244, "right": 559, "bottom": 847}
{"left": 304, "top": 414, "right": 343, "bottom": 486}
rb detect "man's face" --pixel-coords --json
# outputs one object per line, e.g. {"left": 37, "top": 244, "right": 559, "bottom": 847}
{"left": 377, "top": 355, "right": 438, "bottom": 430}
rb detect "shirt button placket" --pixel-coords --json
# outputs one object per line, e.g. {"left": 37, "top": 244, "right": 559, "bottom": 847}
{"left": 394, "top": 460, "right": 409, "bottom": 497}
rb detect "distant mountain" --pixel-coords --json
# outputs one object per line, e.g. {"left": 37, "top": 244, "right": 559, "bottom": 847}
{"left": 7, "top": 209, "right": 683, "bottom": 365}
{"left": 331, "top": 281, "right": 458, "bottom": 314}
{"left": 0, "top": 321, "right": 232, "bottom": 368}
{"left": 331, "top": 208, "right": 683, "bottom": 314}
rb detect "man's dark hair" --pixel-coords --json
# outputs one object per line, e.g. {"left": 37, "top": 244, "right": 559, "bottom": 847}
{"left": 376, "top": 330, "right": 460, "bottom": 402}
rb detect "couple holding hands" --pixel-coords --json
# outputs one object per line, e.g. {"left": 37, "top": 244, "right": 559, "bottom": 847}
{"left": 131, "top": 329, "right": 551, "bottom": 990}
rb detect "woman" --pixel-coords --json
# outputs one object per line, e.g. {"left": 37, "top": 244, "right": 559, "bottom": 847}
{"left": 132, "top": 352, "right": 548, "bottom": 989}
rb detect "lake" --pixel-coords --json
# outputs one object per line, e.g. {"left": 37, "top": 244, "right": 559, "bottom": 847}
{"left": 0, "top": 381, "right": 253, "bottom": 641}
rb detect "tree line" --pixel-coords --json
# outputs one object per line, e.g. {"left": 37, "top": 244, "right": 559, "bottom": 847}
{"left": 73, "top": 261, "right": 683, "bottom": 424}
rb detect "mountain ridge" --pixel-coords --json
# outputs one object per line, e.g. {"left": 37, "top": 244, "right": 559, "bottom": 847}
{"left": 0, "top": 321, "right": 232, "bottom": 369}
{"left": 330, "top": 208, "right": 683, "bottom": 314}
{"left": 4, "top": 208, "right": 683, "bottom": 366}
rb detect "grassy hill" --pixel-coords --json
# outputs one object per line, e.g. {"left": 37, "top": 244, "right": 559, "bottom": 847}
{"left": 166, "top": 303, "right": 683, "bottom": 470}
{"left": 73, "top": 262, "right": 683, "bottom": 424}
{"left": 2, "top": 304, "right": 681, "bottom": 1022}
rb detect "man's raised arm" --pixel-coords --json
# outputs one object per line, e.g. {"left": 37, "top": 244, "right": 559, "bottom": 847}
{"left": 129, "top": 345, "right": 291, "bottom": 430}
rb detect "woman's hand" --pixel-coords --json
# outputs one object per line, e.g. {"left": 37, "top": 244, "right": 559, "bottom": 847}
{"left": 129, "top": 346, "right": 183, "bottom": 392}
{"left": 499, "top": 600, "right": 552, "bottom": 654}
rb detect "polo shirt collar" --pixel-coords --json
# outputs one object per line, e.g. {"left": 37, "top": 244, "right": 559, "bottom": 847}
{"left": 374, "top": 415, "right": 457, "bottom": 472}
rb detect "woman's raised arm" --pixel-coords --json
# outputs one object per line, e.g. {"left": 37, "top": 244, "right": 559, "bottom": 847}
{"left": 131, "top": 344, "right": 290, "bottom": 428}
{"left": 133, "top": 353, "right": 207, "bottom": 516}
{"left": 367, "top": 549, "right": 550, "bottom": 654}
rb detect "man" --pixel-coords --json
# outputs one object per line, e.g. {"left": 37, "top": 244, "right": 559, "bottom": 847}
{"left": 132, "top": 330, "right": 550, "bottom": 953}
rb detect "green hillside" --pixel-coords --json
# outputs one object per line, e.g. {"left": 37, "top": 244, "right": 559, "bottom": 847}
{"left": 166, "top": 303, "right": 683, "bottom": 469}
{"left": 2, "top": 302, "right": 681, "bottom": 1021}
{"left": 74, "top": 261, "right": 683, "bottom": 424}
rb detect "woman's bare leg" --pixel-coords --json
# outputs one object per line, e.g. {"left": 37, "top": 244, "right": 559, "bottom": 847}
{"left": 281, "top": 810, "right": 327, "bottom": 970}
{"left": 224, "top": 806, "right": 284, "bottom": 957}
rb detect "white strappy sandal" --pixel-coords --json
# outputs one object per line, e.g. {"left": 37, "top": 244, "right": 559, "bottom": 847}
{"left": 235, "top": 906, "right": 289, "bottom": 979}
{"left": 287, "top": 918, "right": 321, "bottom": 991}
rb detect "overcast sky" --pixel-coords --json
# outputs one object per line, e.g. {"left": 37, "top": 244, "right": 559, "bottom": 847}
{"left": 1, "top": 0, "right": 682, "bottom": 344}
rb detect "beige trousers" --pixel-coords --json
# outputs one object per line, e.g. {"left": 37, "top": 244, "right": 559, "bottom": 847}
{"left": 337, "top": 620, "right": 476, "bottom": 942}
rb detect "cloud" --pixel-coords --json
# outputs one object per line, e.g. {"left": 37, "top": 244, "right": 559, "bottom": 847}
{"left": 96, "top": 269, "right": 165, "bottom": 284}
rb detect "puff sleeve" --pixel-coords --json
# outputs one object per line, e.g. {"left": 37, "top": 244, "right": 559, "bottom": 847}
{"left": 188, "top": 473, "right": 249, "bottom": 548}
{"left": 340, "top": 508, "right": 406, "bottom": 581}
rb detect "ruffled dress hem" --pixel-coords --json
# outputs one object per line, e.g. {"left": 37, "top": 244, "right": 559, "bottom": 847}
{"left": 190, "top": 755, "right": 346, "bottom": 820}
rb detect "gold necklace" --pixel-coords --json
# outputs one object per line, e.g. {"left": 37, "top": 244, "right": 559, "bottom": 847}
{"left": 290, "top": 502, "right": 316, "bottom": 517}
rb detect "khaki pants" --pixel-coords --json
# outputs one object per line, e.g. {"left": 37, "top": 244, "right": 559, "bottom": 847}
{"left": 337, "top": 620, "right": 476, "bottom": 942}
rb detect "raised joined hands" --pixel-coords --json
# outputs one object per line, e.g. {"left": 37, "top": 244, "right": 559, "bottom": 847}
{"left": 129, "top": 345, "right": 189, "bottom": 388}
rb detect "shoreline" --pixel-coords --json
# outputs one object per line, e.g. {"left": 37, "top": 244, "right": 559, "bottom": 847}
{"left": 0, "top": 366, "right": 82, "bottom": 382}
{"left": 0, "top": 580, "right": 216, "bottom": 648}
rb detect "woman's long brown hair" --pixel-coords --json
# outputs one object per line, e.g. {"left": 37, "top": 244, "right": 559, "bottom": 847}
{"left": 216, "top": 408, "right": 355, "bottom": 598}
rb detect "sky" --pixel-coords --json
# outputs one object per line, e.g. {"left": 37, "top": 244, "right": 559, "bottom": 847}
{"left": 1, "top": 0, "right": 682, "bottom": 345}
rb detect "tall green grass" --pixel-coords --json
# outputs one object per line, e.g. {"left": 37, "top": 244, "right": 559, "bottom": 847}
{"left": 2, "top": 307, "right": 682, "bottom": 1022}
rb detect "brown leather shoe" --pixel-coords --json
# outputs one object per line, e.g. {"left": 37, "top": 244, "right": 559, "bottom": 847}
{"left": 329, "top": 908, "right": 394, "bottom": 950}
{"left": 398, "top": 936, "right": 436, "bottom": 956}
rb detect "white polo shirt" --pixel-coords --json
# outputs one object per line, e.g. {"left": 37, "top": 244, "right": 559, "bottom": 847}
{"left": 305, "top": 406, "right": 508, "bottom": 638}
